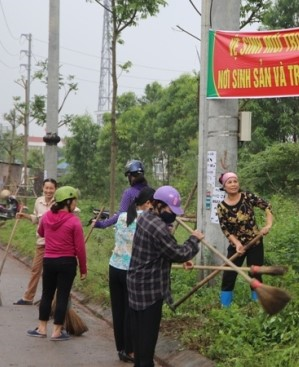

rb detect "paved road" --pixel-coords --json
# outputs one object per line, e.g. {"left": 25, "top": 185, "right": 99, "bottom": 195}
{"left": 0, "top": 246, "right": 214, "bottom": 367}
{"left": 0, "top": 248, "right": 125, "bottom": 367}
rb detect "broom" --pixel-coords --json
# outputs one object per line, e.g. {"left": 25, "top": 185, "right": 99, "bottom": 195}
{"left": 0, "top": 205, "right": 23, "bottom": 306}
{"left": 170, "top": 231, "right": 263, "bottom": 310}
{"left": 176, "top": 218, "right": 291, "bottom": 315}
{"left": 172, "top": 264, "right": 288, "bottom": 276}
{"left": 50, "top": 293, "right": 89, "bottom": 336}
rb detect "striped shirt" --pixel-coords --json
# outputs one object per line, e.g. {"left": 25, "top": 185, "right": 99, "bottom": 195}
{"left": 127, "top": 210, "right": 200, "bottom": 311}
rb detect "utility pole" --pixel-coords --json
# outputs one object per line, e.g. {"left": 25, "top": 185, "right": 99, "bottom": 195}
{"left": 44, "top": 0, "right": 60, "bottom": 180}
{"left": 20, "top": 33, "right": 32, "bottom": 202}
{"left": 197, "top": 0, "right": 240, "bottom": 261}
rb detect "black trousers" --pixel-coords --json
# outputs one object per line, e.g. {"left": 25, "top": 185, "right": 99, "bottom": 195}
{"left": 130, "top": 299, "right": 163, "bottom": 367}
{"left": 221, "top": 241, "right": 264, "bottom": 291}
{"left": 109, "top": 265, "right": 133, "bottom": 354}
{"left": 39, "top": 257, "right": 77, "bottom": 325}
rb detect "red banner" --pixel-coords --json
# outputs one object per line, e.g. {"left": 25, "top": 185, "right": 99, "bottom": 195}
{"left": 207, "top": 28, "right": 299, "bottom": 98}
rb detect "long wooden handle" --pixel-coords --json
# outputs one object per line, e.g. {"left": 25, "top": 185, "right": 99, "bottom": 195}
{"left": 84, "top": 207, "right": 105, "bottom": 244}
{"left": 170, "top": 218, "right": 263, "bottom": 310}
{"left": 172, "top": 264, "right": 257, "bottom": 272}
{"left": 176, "top": 217, "right": 255, "bottom": 284}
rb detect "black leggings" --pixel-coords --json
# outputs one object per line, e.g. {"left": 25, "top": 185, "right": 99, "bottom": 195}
{"left": 109, "top": 265, "right": 133, "bottom": 354}
{"left": 39, "top": 257, "right": 77, "bottom": 325}
{"left": 130, "top": 299, "right": 163, "bottom": 367}
{"left": 221, "top": 241, "right": 264, "bottom": 291}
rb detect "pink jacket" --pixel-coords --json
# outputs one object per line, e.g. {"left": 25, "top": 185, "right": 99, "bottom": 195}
{"left": 38, "top": 210, "right": 87, "bottom": 276}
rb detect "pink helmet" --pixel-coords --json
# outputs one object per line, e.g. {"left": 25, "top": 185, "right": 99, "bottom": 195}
{"left": 154, "top": 186, "right": 184, "bottom": 215}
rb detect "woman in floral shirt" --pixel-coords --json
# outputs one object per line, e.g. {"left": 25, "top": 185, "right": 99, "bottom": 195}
{"left": 217, "top": 172, "right": 273, "bottom": 307}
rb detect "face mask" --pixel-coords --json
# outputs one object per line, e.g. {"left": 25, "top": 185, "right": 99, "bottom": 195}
{"left": 160, "top": 211, "right": 176, "bottom": 224}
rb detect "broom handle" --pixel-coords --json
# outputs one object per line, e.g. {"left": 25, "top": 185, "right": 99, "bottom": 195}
{"left": 176, "top": 218, "right": 257, "bottom": 284}
{"left": 172, "top": 264, "right": 268, "bottom": 272}
{"left": 0, "top": 205, "right": 23, "bottom": 277}
{"left": 84, "top": 206, "right": 105, "bottom": 243}
{"left": 170, "top": 219, "right": 262, "bottom": 310}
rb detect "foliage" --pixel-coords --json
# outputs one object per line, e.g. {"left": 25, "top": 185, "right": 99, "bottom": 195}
{"left": 238, "top": 143, "right": 299, "bottom": 196}
{"left": 1, "top": 195, "right": 298, "bottom": 367}
{"left": 261, "top": 0, "right": 299, "bottom": 29}
{"left": 1, "top": 107, "right": 24, "bottom": 168}
{"left": 63, "top": 114, "right": 101, "bottom": 196}
{"left": 240, "top": 0, "right": 272, "bottom": 29}
{"left": 31, "top": 60, "right": 78, "bottom": 128}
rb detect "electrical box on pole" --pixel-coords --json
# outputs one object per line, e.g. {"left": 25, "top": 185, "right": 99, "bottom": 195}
{"left": 239, "top": 111, "right": 252, "bottom": 141}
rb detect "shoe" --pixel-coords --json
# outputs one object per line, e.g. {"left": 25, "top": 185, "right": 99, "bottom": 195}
{"left": 27, "top": 328, "right": 47, "bottom": 338}
{"left": 118, "top": 350, "right": 134, "bottom": 363}
{"left": 14, "top": 299, "right": 33, "bottom": 305}
{"left": 50, "top": 331, "right": 71, "bottom": 341}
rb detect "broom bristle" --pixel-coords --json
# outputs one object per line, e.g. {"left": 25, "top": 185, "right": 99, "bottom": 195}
{"left": 251, "top": 265, "right": 288, "bottom": 276}
{"left": 64, "top": 307, "right": 89, "bottom": 336}
{"left": 255, "top": 284, "right": 291, "bottom": 315}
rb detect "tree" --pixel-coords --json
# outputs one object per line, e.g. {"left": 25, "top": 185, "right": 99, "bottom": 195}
{"left": 30, "top": 60, "right": 78, "bottom": 128}
{"left": 1, "top": 108, "right": 24, "bottom": 187}
{"left": 64, "top": 114, "right": 101, "bottom": 194}
{"left": 239, "top": 143, "right": 299, "bottom": 196}
{"left": 90, "top": 0, "right": 167, "bottom": 214}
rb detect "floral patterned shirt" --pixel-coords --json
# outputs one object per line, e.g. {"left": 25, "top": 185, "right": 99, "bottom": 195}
{"left": 216, "top": 191, "right": 272, "bottom": 246}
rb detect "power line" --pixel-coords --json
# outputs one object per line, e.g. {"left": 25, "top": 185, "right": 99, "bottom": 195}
{"left": 0, "top": 0, "right": 19, "bottom": 40}
{"left": 0, "top": 39, "right": 18, "bottom": 56}
{"left": 0, "top": 58, "right": 18, "bottom": 69}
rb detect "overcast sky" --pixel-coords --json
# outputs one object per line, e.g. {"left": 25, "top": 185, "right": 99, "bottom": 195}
{"left": 0, "top": 0, "right": 201, "bottom": 137}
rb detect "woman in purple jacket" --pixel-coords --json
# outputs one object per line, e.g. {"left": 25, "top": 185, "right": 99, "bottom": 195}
{"left": 94, "top": 160, "right": 149, "bottom": 229}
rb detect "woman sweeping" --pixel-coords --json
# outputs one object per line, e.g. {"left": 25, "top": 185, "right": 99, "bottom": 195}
{"left": 217, "top": 172, "right": 273, "bottom": 307}
{"left": 27, "top": 186, "right": 87, "bottom": 340}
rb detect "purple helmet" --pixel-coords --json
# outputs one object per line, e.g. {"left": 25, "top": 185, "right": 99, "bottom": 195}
{"left": 153, "top": 185, "right": 184, "bottom": 215}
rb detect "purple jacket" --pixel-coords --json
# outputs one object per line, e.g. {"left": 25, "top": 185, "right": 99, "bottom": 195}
{"left": 94, "top": 182, "right": 148, "bottom": 229}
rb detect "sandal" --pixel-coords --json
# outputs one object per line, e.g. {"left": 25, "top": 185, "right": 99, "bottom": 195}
{"left": 50, "top": 331, "right": 71, "bottom": 341}
{"left": 27, "top": 328, "right": 47, "bottom": 338}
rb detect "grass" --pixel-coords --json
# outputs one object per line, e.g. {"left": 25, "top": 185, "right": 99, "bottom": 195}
{"left": 1, "top": 195, "right": 299, "bottom": 367}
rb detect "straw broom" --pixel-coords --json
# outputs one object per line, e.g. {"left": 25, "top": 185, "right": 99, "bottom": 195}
{"left": 50, "top": 207, "right": 105, "bottom": 335}
{"left": 50, "top": 294, "right": 88, "bottom": 336}
{"left": 172, "top": 264, "right": 288, "bottom": 276}
{"left": 176, "top": 217, "right": 291, "bottom": 315}
{"left": 0, "top": 205, "right": 23, "bottom": 306}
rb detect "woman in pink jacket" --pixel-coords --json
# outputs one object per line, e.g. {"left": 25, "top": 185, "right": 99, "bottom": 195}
{"left": 27, "top": 186, "right": 87, "bottom": 341}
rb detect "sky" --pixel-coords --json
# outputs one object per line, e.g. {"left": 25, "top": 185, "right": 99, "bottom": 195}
{"left": 0, "top": 0, "right": 201, "bottom": 137}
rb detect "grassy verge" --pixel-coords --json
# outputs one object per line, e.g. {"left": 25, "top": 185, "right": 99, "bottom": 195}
{"left": 0, "top": 195, "right": 298, "bottom": 367}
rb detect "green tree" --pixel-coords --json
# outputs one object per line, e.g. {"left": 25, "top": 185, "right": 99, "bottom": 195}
{"left": 30, "top": 60, "right": 78, "bottom": 128}
{"left": 239, "top": 143, "right": 299, "bottom": 196}
{"left": 64, "top": 114, "right": 100, "bottom": 194}
{"left": 90, "top": 0, "right": 167, "bottom": 214}
{"left": 1, "top": 108, "right": 25, "bottom": 187}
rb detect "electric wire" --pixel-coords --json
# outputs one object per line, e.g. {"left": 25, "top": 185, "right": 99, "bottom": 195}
{"left": 0, "top": 0, "right": 19, "bottom": 40}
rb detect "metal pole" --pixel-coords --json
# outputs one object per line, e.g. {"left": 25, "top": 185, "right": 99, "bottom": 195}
{"left": 44, "top": 0, "right": 60, "bottom": 180}
{"left": 197, "top": 0, "right": 240, "bottom": 259}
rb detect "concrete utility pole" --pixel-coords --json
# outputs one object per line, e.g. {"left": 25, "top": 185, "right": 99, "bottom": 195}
{"left": 20, "top": 33, "right": 32, "bottom": 198}
{"left": 197, "top": 0, "right": 240, "bottom": 261}
{"left": 44, "top": 0, "right": 60, "bottom": 180}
